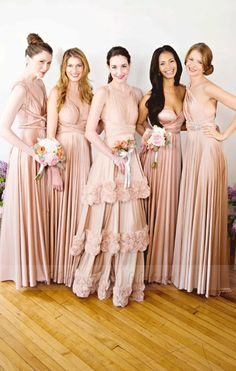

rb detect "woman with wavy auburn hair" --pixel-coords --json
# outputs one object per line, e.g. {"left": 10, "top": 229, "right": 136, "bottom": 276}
{"left": 47, "top": 47, "right": 93, "bottom": 286}
{"left": 172, "top": 42, "right": 236, "bottom": 297}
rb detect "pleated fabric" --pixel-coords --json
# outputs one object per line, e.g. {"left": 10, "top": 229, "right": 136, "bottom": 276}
{"left": 49, "top": 97, "right": 91, "bottom": 285}
{"left": 0, "top": 79, "right": 50, "bottom": 288}
{"left": 172, "top": 87, "right": 231, "bottom": 297}
{"left": 140, "top": 109, "right": 184, "bottom": 284}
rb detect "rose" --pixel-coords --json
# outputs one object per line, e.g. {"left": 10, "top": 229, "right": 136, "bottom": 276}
{"left": 147, "top": 132, "right": 165, "bottom": 147}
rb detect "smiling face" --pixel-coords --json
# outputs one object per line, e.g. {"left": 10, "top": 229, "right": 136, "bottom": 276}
{"left": 66, "top": 56, "right": 84, "bottom": 82}
{"left": 27, "top": 50, "right": 52, "bottom": 78}
{"left": 185, "top": 50, "right": 204, "bottom": 77}
{"left": 158, "top": 51, "right": 177, "bottom": 79}
{"left": 108, "top": 55, "right": 130, "bottom": 84}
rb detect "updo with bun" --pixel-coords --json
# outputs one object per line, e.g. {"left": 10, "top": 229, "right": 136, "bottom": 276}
{"left": 25, "top": 33, "right": 53, "bottom": 57}
{"left": 185, "top": 42, "right": 214, "bottom": 76}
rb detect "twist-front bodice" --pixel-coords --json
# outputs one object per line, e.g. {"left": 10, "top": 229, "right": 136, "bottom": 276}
{"left": 101, "top": 84, "right": 141, "bottom": 145}
{"left": 158, "top": 109, "right": 184, "bottom": 134}
{"left": 57, "top": 97, "right": 90, "bottom": 135}
{"left": 184, "top": 87, "right": 216, "bottom": 131}
{"left": 14, "top": 79, "right": 47, "bottom": 131}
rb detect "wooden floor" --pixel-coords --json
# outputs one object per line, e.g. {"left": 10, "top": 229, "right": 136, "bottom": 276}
{"left": 0, "top": 273, "right": 235, "bottom": 371}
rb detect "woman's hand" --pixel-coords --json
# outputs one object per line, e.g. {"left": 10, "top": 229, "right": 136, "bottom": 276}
{"left": 203, "top": 125, "right": 226, "bottom": 141}
{"left": 51, "top": 167, "right": 63, "bottom": 191}
{"left": 112, "top": 154, "right": 126, "bottom": 174}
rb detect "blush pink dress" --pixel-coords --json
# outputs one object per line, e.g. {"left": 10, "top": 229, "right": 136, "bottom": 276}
{"left": 70, "top": 84, "right": 150, "bottom": 307}
{"left": 172, "top": 87, "right": 231, "bottom": 297}
{"left": 140, "top": 109, "right": 184, "bottom": 284}
{"left": 0, "top": 79, "right": 50, "bottom": 288}
{"left": 49, "top": 97, "right": 91, "bottom": 286}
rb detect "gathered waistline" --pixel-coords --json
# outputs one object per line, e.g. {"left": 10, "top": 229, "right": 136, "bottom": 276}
{"left": 187, "top": 120, "right": 216, "bottom": 131}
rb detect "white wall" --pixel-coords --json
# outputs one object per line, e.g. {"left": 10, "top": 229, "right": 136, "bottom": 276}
{"left": 1, "top": 0, "right": 236, "bottom": 183}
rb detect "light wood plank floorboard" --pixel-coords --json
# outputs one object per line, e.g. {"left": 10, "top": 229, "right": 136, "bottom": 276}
{"left": 0, "top": 271, "right": 235, "bottom": 370}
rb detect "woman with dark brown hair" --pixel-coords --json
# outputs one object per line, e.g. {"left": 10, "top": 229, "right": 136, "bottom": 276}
{"left": 137, "top": 45, "right": 185, "bottom": 285}
{"left": 0, "top": 33, "right": 53, "bottom": 288}
{"left": 71, "top": 46, "right": 149, "bottom": 307}
{"left": 172, "top": 42, "right": 236, "bottom": 297}
{"left": 47, "top": 48, "right": 93, "bottom": 286}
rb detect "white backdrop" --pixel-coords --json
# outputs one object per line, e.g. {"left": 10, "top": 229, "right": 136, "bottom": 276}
{"left": 0, "top": 0, "right": 236, "bottom": 184}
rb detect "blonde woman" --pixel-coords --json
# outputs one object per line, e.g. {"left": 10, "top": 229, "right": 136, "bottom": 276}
{"left": 47, "top": 48, "right": 93, "bottom": 285}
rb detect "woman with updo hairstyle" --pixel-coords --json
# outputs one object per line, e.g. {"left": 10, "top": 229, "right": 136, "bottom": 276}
{"left": 172, "top": 42, "right": 236, "bottom": 297}
{"left": 70, "top": 46, "right": 149, "bottom": 307}
{"left": 0, "top": 33, "right": 53, "bottom": 288}
{"left": 47, "top": 48, "right": 93, "bottom": 286}
{"left": 137, "top": 45, "right": 185, "bottom": 285}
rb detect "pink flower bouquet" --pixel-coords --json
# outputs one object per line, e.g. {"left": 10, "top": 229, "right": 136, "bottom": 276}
{"left": 34, "top": 138, "right": 66, "bottom": 180}
{"left": 142, "top": 126, "right": 171, "bottom": 168}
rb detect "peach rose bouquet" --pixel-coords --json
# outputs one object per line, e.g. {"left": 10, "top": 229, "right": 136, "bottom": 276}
{"left": 34, "top": 138, "right": 66, "bottom": 180}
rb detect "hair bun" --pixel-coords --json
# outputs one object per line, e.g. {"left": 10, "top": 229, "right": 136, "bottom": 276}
{"left": 205, "top": 64, "right": 214, "bottom": 76}
{"left": 27, "top": 33, "right": 44, "bottom": 45}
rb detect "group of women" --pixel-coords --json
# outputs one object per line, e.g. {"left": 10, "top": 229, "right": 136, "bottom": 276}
{"left": 0, "top": 33, "right": 235, "bottom": 307}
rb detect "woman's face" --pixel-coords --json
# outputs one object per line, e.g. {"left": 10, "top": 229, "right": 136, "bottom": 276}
{"left": 108, "top": 55, "right": 130, "bottom": 84}
{"left": 185, "top": 50, "right": 204, "bottom": 77}
{"left": 158, "top": 51, "right": 177, "bottom": 79}
{"left": 66, "top": 56, "right": 84, "bottom": 82}
{"left": 27, "top": 51, "right": 52, "bottom": 78}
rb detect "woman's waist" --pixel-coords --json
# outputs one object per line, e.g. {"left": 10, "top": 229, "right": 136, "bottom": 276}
{"left": 186, "top": 120, "right": 216, "bottom": 131}
{"left": 57, "top": 123, "right": 86, "bottom": 135}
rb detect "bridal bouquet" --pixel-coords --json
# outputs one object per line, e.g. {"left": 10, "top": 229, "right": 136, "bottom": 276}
{"left": 34, "top": 138, "right": 66, "bottom": 180}
{"left": 142, "top": 126, "right": 171, "bottom": 168}
{"left": 112, "top": 138, "right": 136, "bottom": 188}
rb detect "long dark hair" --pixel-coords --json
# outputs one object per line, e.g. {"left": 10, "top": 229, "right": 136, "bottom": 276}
{"left": 106, "top": 46, "right": 131, "bottom": 83}
{"left": 147, "top": 45, "right": 182, "bottom": 127}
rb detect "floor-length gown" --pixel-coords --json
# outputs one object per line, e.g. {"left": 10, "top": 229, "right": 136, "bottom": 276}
{"left": 70, "top": 84, "right": 150, "bottom": 306}
{"left": 0, "top": 79, "right": 50, "bottom": 288}
{"left": 49, "top": 97, "right": 91, "bottom": 286}
{"left": 140, "top": 109, "right": 184, "bottom": 284}
{"left": 172, "top": 87, "right": 231, "bottom": 297}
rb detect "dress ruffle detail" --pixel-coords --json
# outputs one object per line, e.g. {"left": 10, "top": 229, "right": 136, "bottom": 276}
{"left": 113, "top": 287, "right": 133, "bottom": 307}
{"left": 70, "top": 232, "right": 85, "bottom": 256}
{"left": 83, "top": 179, "right": 150, "bottom": 206}
{"left": 72, "top": 276, "right": 96, "bottom": 297}
{"left": 70, "top": 225, "right": 149, "bottom": 257}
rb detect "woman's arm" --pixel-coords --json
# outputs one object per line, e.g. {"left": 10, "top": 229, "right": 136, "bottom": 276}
{"left": 136, "top": 94, "right": 150, "bottom": 136}
{"left": 47, "top": 87, "right": 63, "bottom": 191}
{"left": 47, "top": 87, "right": 59, "bottom": 138}
{"left": 204, "top": 83, "right": 236, "bottom": 140}
{"left": 0, "top": 85, "right": 35, "bottom": 157}
{"left": 85, "top": 87, "right": 126, "bottom": 172}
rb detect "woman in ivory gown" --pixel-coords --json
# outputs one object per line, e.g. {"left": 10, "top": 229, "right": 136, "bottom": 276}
{"left": 137, "top": 45, "right": 185, "bottom": 284}
{"left": 47, "top": 48, "right": 92, "bottom": 285}
{"left": 0, "top": 33, "right": 53, "bottom": 288}
{"left": 70, "top": 46, "right": 150, "bottom": 307}
{"left": 172, "top": 42, "right": 236, "bottom": 297}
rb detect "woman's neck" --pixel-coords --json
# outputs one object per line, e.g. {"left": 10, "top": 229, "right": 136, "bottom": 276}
{"left": 110, "top": 80, "right": 129, "bottom": 92}
{"left": 189, "top": 75, "right": 206, "bottom": 88}
{"left": 67, "top": 81, "right": 79, "bottom": 93}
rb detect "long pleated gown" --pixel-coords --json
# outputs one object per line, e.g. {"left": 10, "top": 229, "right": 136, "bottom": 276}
{"left": 140, "top": 109, "right": 184, "bottom": 284}
{"left": 172, "top": 87, "right": 231, "bottom": 297}
{"left": 0, "top": 79, "right": 50, "bottom": 288}
{"left": 49, "top": 97, "right": 91, "bottom": 286}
